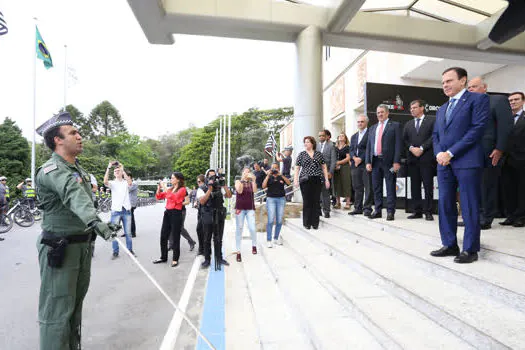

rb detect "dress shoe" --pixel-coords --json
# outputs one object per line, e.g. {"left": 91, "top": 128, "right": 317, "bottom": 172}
{"left": 304, "top": 225, "right": 311, "bottom": 230}
{"left": 499, "top": 218, "right": 515, "bottom": 226}
{"left": 513, "top": 219, "right": 525, "bottom": 227}
{"left": 454, "top": 251, "right": 478, "bottom": 264}
{"left": 220, "top": 259, "right": 230, "bottom": 266}
{"left": 425, "top": 213, "right": 434, "bottom": 221}
{"left": 312, "top": 225, "right": 319, "bottom": 230}
{"left": 407, "top": 213, "right": 423, "bottom": 219}
{"left": 201, "top": 260, "right": 211, "bottom": 268}
{"left": 369, "top": 211, "right": 382, "bottom": 219}
{"left": 480, "top": 223, "right": 491, "bottom": 230}
{"left": 152, "top": 258, "right": 167, "bottom": 264}
{"left": 324, "top": 212, "right": 330, "bottom": 219}
{"left": 189, "top": 241, "right": 196, "bottom": 251}
{"left": 348, "top": 210, "right": 363, "bottom": 216}
{"left": 131, "top": 234, "right": 136, "bottom": 238}
{"left": 457, "top": 221, "right": 465, "bottom": 227}
{"left": 363, "top": 211, "right": 372, "bottom": 217}
{"left": 386, "top": 213, "right": 394, "bottom": 221}
{"left": 430, "top": 245, "right": 460, "bottom": 257}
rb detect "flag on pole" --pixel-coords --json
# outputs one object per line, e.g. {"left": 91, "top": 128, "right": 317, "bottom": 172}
{"left": 36, "top": 26, "right": 53, "bottom": 69}
{"left": 67, "top": 66, "right": 78, "bottom": 87}
{"left": 0, "top": 11, "right": 7, "bottom": 36}
{"left": 264, "top": 133, "right": 277, "bottom": 158}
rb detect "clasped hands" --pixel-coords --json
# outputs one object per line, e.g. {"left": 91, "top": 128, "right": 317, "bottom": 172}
{"left": 410, "top": 146, "right": 423, "bottom": 157}
{"left": 436, "top": 152, "right": 452, "bottom": 166}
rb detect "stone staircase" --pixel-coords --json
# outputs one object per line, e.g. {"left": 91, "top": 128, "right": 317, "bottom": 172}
{"left": 224, "top": 208, "right": 525, "bottom": 350}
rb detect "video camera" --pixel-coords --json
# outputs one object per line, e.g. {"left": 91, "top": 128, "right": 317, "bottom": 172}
{"left": 206, "top": 170, "right": 226, "bottom": 191}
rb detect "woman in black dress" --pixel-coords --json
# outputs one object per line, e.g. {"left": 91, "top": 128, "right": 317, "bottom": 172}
{"left": 333, "top": 133, "right": 352, "bottom": 209}
{"left": 293, "top": 136, "right": 330, "bottom": 230}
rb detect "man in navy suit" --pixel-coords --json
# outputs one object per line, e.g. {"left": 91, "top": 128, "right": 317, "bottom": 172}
{"left": 403, "top": 99, "right": 436, "bottom": 221}
{"left": 430, "top": 67, "right": 489, "bottom": 264}
{"left": 349, "top": 115, "right": 373, "bottom": 216}
{"left": 365, "top": 105, "right": 402, "bottom": 221}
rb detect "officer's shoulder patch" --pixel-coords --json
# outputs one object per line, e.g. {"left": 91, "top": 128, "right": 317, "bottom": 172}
{"left": 43, "top": 163, "right": 58, "bottom": 174}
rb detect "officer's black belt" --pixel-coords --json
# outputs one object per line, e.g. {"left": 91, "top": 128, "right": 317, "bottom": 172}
{"left": 42, "top": 230, "right": 96, "bottom": 243}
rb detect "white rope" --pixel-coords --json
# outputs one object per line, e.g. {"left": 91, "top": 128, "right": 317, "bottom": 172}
{"left": 114, "top": 237, "right": 216, "bottom": 350}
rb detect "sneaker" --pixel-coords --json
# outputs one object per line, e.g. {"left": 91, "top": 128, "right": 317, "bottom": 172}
{"left": 274, "top": 236, "right": 283, "bottom": 245}
{"left": 111, "top": 252, "right": 119, "bottom": 260}
{"left": 267, "top": 241, "right": 273, "bottom": 248}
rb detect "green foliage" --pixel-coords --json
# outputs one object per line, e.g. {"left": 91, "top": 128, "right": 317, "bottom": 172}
{"left": 174, "top": 107, "right": 293, "bottom": 185}
{"left": 85, "top": 101, "right": 127, "bottom": 141}
{"left": 4, "top": 103, "right": 292, "bottom": 193}
{"left": 174, "top": 128, "right": 214, "bottom": 184}
{"left": 0, "top": 118, "right": 31, "bottom": 198}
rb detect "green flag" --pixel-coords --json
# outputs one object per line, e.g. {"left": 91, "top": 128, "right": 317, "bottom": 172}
{"left": 36, "top": 26, "right": 53, "bottom": 69}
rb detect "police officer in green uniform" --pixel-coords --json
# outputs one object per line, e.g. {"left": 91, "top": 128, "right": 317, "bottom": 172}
{"left": 35, "top": 112, "right": 120, "bottom": 350}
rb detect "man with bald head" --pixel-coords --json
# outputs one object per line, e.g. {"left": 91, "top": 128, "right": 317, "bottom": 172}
{"left": 467, "top": 77, "right": 513, "bottom": 229}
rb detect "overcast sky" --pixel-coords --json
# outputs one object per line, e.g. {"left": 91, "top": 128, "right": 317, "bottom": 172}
{"left": 0, "top": 0, "right": 295, "bottom": 141}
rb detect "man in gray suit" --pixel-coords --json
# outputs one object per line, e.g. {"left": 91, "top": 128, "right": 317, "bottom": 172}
{"left": 467, "top": 77, "right": 513, "bottom": 230}
{"left": 317, "top": 129, "right": 337, "bottom": 218}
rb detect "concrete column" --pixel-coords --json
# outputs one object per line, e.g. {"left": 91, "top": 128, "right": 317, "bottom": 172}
{"left": 293, "top": 25, "right": 323, "bottom": 201}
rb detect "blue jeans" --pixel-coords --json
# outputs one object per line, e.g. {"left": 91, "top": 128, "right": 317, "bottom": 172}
{"left": 235, "top": 209, "right": 257, "bottom": 251}
{"left": 111, "top": 209, "right": 132, "bottom": 254}
{"left": 266, "top": 197, "right": 285, "bottom": 241}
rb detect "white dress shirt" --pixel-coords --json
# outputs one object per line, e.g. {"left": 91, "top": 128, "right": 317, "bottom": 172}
{"left": 356, "top": 128, "right": 367, "bottom": 157}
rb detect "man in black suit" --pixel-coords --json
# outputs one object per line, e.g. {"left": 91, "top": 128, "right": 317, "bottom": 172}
{"left": 467, "top": 77, "right": 513, "bottom": 230}
{"left": 403, "top": 99, "right": 436, "bottom": 221}
{"left": 349, "top": 115, "right": 373, "bottom": 216}
{"left": 501, "top": 92, "right": 525, "bottom": 228}
{"left": 366, "top": 104, "right": 402, "bottom": 221}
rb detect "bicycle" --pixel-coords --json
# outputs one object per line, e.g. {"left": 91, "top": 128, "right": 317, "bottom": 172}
{"left": 19, "top": 198, "right": 42, "bottom": 221}
{"left": 0, "top": 200, "right": 35, "bottom": 233}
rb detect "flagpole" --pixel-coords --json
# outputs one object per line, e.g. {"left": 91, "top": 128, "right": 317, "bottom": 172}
{"left": 63, "top": 44, "right": 67, "bottom": 110}
{"left": 31, "top": 18, "right": 38, "bottom": 184}
{"left": 227, "top": 114, "right": 231, "bottom": 188}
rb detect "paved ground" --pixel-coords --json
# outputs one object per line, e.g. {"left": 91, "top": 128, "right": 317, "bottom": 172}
{"left": 0, "top": 204, "right": 206, "bottom": 350}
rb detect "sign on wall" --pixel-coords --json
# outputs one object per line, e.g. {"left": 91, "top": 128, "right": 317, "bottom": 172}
{"left": 365, "top": 82, "right": 448, "bottom": 126}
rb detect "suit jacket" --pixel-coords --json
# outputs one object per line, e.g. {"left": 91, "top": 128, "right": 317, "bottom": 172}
{"left": 365, "top": 119, "right": 402, "bottom": 167}
{"left": 433, "top": 90, "right": 490, "bottom": 170}
{"left": 403, "top": 116, "right": 436, "bottom": 165}
{"left": 506, "top": 110, "right": 525, "bottom": 167}
{"left": 482, "top": 94, "right": 513, "bottom": 154}
{"left": 317, "top": 140, "right": 337, "bottom": 175}
{"left": 350, "top": 129, "right": 369, "bottom": 168}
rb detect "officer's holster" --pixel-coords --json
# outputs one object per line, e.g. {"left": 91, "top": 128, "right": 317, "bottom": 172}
{"left": 41, "top": 231, "right": 96, "bottom": 268}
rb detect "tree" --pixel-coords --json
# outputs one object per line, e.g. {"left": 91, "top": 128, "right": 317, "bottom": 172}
{"left": 86, "top": 101, "right": 127, "bottom": 141}
{"left": 0, "top": 118, "right": 31, "bottom": 198}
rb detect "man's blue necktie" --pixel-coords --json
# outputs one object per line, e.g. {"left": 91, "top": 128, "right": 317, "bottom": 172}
{"left": 415, "top": 118, "right": 421, "bottom": 133}
{"left": 445, "top": 99, "right": 456, "bottom": 125}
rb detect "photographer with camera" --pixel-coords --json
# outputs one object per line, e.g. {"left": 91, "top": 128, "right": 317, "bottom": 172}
{"left": 198, "top": 169, "right": 232, "bottom": 270}
{"left": 263, "top": 163, "right": 291, "bottom": 247}
{"left": 234, "top": 167, "right": 258, "bottom": 262}
{"left": 104, "top": 160, "right": 135, "bottom": 259}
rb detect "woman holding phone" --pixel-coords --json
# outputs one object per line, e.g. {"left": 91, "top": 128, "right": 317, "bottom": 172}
{"left": 263, "top": 162, "right": 291, "bottom": 247}
{"left": 153, "top": 172, "right": 187, "bottom": 267}
{"left": 234, "top": 167, "right": 258, "bottom": 262}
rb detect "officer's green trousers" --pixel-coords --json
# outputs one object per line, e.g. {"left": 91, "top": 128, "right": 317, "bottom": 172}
{"left": 37, "top": 235, "right": 92, "bottom": 350}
